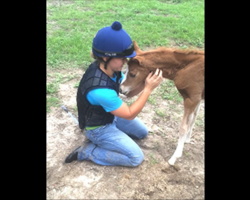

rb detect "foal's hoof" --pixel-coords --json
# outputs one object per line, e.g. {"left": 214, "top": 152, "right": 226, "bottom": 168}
{"left": 168, "top": 158, "right": 176, "bottom": 166}
{"left": 161, "top": 162, "right": 181, "bottom": 174}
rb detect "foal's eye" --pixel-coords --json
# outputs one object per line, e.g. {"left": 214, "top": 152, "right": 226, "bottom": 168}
{"left": 129, "top": 73, "right": 136, "bottom": 78}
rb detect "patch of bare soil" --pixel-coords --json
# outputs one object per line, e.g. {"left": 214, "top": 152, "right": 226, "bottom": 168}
{"left": 46, "top": 68, "right": 204, "bottom": 199}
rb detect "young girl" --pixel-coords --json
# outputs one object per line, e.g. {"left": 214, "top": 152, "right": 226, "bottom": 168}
{"left": 65, "top": 21, "right": 163, "bottom": 167}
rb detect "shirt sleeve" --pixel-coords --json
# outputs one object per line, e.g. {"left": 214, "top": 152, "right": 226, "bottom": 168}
{"left": 86, "top": 88, "right": 123, "bottom": 112}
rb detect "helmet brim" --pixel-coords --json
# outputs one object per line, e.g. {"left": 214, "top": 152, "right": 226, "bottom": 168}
{"left": 92, "top": 50, "right": 136, "bottom": 58}
{"left": 125, "top": 51, "right": 136, "bottom": 58}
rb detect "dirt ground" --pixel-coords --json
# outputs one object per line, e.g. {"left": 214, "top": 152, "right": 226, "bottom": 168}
{"left": 46, "top": 67, "right": 204, "bottom": 199}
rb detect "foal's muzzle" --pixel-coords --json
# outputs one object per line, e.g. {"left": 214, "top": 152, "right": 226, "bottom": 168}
{"left": 119, "top": 88, "right": 128, "bottom": 95}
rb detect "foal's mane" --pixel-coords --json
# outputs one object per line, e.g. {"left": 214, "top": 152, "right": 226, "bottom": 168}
{"left": 139, "top": 46, "right": 204, "bottom": 56}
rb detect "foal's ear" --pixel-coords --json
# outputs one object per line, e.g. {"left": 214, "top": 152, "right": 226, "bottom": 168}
{"left": 133, "top": 40, "right": 143, "bottom": 54}
{"left": 132, "top": 56, "right": 156, "bottom": 72}
{"left": 133, "top": 56, "right": 144, "bottom": 67}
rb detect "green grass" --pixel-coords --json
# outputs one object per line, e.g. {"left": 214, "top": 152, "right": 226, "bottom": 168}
{"left": 147, "top": 95, "right": 157, "bottom": 105}
{"left": 47, "top": 81, "right": 58, "bottom": 94}
{"left": 149, "top": 153, "right": 158, "bottom": 165}
{"left": 74, "top": 82, "right": 79, "bottom": 88}
{"left": 47, "top": 0, "right": 204, "bottom": 111}
{"left": 47, "top": 0, "right": 204, "bottom": 69}
{"left": 155, "top": 109, "right": 166, "bottom": 117}
{"left": 46, "top": 72, "right": 78, "bottom": 112}
{"left": 47, "top": 96, "right": 60, "bottom": 112}
{"left": 159, "top": 80, "right": 183, "bottom": 103}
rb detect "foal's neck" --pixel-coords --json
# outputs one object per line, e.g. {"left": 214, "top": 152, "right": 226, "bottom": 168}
{"left": 142, "top": 48, "right": 204, "bottom": 80}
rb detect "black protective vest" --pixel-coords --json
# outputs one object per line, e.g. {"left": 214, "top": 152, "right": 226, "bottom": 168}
{"left": 76, "top": 61, "right": 121, "bottom": 130}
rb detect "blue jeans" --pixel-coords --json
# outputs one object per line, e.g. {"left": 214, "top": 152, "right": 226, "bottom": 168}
{"left": 77, "top": 116, "right": 148, "bottom": 167}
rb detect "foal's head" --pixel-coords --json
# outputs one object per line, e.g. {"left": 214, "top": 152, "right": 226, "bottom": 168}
{"left": 120, "top": 57, "right": 150, "bottom": 97}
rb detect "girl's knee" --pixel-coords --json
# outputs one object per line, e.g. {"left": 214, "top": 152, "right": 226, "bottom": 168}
{"left": 130, "top": 150, "right": 144, "bottom": 167}
{"left": 137, "top": 127, "right": 148, "bottom": 139}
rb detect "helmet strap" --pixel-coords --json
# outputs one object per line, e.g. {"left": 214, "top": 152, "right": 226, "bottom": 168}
{"left": 103, "top": 57, "right": 113, "bottom": 70}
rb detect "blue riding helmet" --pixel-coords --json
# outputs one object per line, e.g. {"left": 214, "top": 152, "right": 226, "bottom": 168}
{"left": 92, "top": 21, "right": 136, "bottom": 58}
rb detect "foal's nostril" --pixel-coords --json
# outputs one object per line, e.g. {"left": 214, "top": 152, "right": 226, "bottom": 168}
{"left": 119, "top": 88, "right": 128, "bottom": 95}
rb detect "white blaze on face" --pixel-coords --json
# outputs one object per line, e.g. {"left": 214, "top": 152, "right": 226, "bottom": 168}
{"left": 120, "top": 65, "right": 132, "bottom": 94}
{"left": 121, "top": 65, "right": 129, "bottom": 84}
